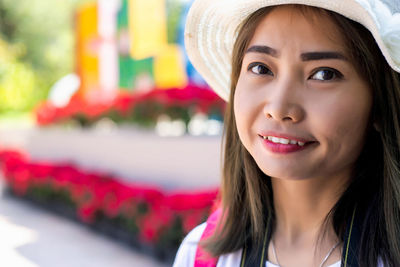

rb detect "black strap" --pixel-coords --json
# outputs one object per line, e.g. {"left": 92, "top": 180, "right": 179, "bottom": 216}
{"left": 341, "top": 207, "right": 361, "bottom": 267}
{"left": 240, "top": 216, "right": 272, "bottom": 267}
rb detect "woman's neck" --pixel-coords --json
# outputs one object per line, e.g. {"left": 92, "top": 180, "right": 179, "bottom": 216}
{"left": 273, "top": 181, "right": 331, "bottom": 240}
{"left": 268, "top": 173, "right": 350, "bottom": 266}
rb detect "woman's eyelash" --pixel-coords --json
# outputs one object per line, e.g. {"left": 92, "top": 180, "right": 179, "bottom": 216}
{"left": 247, "top": 62, "right": 273, "bottom": 76}
{"left": 309, "top": 67, "right": 344, "bottom": 81}
{"left": 245, "top": 64, "right": 343, "bottom": 81}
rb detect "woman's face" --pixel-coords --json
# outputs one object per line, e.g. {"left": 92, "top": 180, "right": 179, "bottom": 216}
{"left": 234, "top": 6, "right": 373, "bottom": 181}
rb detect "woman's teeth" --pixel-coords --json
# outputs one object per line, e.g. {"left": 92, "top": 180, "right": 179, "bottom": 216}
{"left": 262, "top": 136, "right": 305, "bottom": 146}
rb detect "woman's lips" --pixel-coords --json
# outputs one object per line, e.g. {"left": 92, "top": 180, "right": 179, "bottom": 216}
{"left": 258, "top": 132, "right": 313, "bottom": 143}
{"left": 258, "top": 134, "right": 316, "bottom": 154}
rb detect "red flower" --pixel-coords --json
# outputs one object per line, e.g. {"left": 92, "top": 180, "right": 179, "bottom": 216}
{"left": 12, "top": 169, "right": 31, "bottom": 196}
{"left": 34, "top": 83, "right": 225, "bottom": 126}
{"left": 181, "top": 210, "right": 207, "bottom": 233}
{"left": 165, "top": 189, "right": 218, "bottom": 211}
{"left": 27, "top": 163, "right": 54, "bottom": 187}
{"left": 139, "top": 211, "right": 165, "bottom": 243}
{"left": 77, "top": 201, "right": 97, "bottom": 224}
{"left": 113, "top": 93, "right": 136, "bottom": 115}
{"left": 35, "top": 101, "right": 58, "bottom": 125}
{"left": 0, "top": 148, "right": 220, "bottom": 247}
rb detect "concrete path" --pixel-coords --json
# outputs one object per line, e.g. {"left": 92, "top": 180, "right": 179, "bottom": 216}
{"left": 0, "top": 180, "right": 170, "bottom": 267}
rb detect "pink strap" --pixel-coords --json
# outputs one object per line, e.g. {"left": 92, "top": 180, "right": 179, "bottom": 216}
{"left": 194, "top": 208, "right": 222, "bottom": 267}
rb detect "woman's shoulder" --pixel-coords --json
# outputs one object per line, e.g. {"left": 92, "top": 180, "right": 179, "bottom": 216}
{"left": 173, "top": 222, "right": 385, "bottom": 267}
{"left": 172, "top": 222, "right": 242, "bottom": 267}
{"left": 172, "top": 223, "right": 207, "bottom": 267}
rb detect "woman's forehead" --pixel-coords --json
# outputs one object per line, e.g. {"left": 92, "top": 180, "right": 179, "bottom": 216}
{"left": 248, "top": 5, "right": 348, "bottom": 55}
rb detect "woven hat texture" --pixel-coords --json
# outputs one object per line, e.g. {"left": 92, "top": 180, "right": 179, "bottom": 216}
{"left": 185, "top": 0, "right": 400, "bottom": 101}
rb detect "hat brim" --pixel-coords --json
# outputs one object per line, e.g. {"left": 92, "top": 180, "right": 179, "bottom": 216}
{"left": 185, "top": 0, "right": 400, "bottom": 101}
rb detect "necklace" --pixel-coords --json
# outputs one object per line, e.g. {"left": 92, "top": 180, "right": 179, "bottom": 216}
{"left": 271, "top": 239, "right": 340, "bottom": 267}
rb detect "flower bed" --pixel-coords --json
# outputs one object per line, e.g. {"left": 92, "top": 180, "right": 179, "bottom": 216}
{"left": 36, "top": 84, "right": 226, "bottom": 129}
{"left": 0, "top": 149, "right": 218, "bottom": 263}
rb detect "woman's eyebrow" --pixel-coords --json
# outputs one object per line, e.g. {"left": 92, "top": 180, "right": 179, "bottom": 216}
{"left": 246, "top": 45, "right": 279, "bottom": 57}
{"left": 300, "top": 51, "right": 348, "bottom": 61}
{"left": 245, "top": 45, "right": 348, "bottom": 62}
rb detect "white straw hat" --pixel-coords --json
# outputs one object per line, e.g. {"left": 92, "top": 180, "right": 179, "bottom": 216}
{"left": 184, "top": 0, "right": 400, "bottom": 101}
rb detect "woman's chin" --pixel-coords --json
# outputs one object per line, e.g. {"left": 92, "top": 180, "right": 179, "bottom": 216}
{"left": 258, "top": 164, "right": 315, "bottom": 181}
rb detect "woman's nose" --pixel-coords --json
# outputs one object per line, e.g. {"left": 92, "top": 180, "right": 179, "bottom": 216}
{"left": 263, "top": 80, "right": 305, "bottom": 123}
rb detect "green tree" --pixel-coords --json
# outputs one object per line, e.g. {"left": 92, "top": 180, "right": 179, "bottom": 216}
{"left": 0, "top": 0, "right": 92, "bottom": 113}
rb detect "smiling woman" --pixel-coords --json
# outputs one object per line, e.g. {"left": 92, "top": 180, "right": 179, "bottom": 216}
{"left": 175, "top": 1, "right": 400, "bottom": 267}
{"left": 235, "top": 6, "right": 373, "bottom": 183}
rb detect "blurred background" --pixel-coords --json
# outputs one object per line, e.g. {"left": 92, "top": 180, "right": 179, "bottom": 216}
{"left": 0, "top": 0, "right": 223, "bottom": 266}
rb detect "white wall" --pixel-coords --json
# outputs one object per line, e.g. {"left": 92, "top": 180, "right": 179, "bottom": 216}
{"left": 0, "top": 126, "right": 222, "bottom": 191}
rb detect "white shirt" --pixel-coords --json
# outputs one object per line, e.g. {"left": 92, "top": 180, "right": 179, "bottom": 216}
{"left": 173, "top": 223, "right": 342, "bottom": 267}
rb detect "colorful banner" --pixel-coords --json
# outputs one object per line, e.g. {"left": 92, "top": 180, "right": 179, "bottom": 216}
{"left": 119, "top": 56, "right": 154, "bottom": 90}
{"left": 98, "top": 0, "right": 119, "bottom": 92}
{"left": 154, "top": 44, "right": 187, "bottom": 89}
{"left": 76, "top": 0, "right": 207, "bottom": 96}
{"left": 177, "top": 0, "right": 206, "bottom": 86}
{"left": 128, "top": 0, "right": 167, "bottom": 60}
{"left": 76, "top": 3, "right": 99, "bottom": 96}
{"left": 118, "top": 0, "right": 154, "bottom": 90}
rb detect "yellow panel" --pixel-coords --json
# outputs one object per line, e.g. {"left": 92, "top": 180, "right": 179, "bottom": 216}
{"left": 154, "top": 44, "right": 188, "bottom": 89}
{"left": 76, "top": 3, "right": 99, "bottom": 96}
{"left": 128, "top": 0, "right": 167, "bottom": 60}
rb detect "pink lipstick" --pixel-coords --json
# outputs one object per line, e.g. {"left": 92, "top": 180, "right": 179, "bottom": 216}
{"left": 258, "top": 133, "right": 316, "bottom": 154}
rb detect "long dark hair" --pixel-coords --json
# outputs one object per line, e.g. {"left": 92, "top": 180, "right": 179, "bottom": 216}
{"left": 203, "top": 5, "right": 400, "bottom": 267}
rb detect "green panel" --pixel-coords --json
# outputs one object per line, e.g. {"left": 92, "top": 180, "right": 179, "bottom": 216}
{"left": 119, "top": 57, "right": 133, "bottom": 89}
{"left": 166, "top": 0, "right": 184, "bottom": 44}
{"left": 117, "top": 0, "right": 129, "bottom": 29}
{"left": 119, "top": 56, "right": 154, "bottom": 90}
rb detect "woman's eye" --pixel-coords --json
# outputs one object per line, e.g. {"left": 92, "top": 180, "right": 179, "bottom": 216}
{"left": 248, "top": 63, "right": 273, "bottom": 76}
{"left": 310, "top": 68, "right": 343, "bottom": 81}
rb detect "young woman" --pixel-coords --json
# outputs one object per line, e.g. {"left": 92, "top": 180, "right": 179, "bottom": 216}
{"left": 175, "top": 0, "right": 400, "bottom": 266}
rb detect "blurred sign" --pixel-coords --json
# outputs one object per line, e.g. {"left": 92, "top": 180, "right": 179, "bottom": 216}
{"left": 98, "top": 0, "right": 119, "bottom": 92}
{"left": 76, "top": 3, "right": 99, "bottom": 96}
{"left": 75, "top": 0, "right": 206, "bottom": 97}
{"left": 128, "top": 0, "right": 167, "bottom": 60}
{"left": 154, "top": 44, "right": 187, "bottom": 89}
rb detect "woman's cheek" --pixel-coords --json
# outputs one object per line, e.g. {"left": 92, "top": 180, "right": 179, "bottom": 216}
{"left": 312, "top": 94, "right": 372, "bottom": 159}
